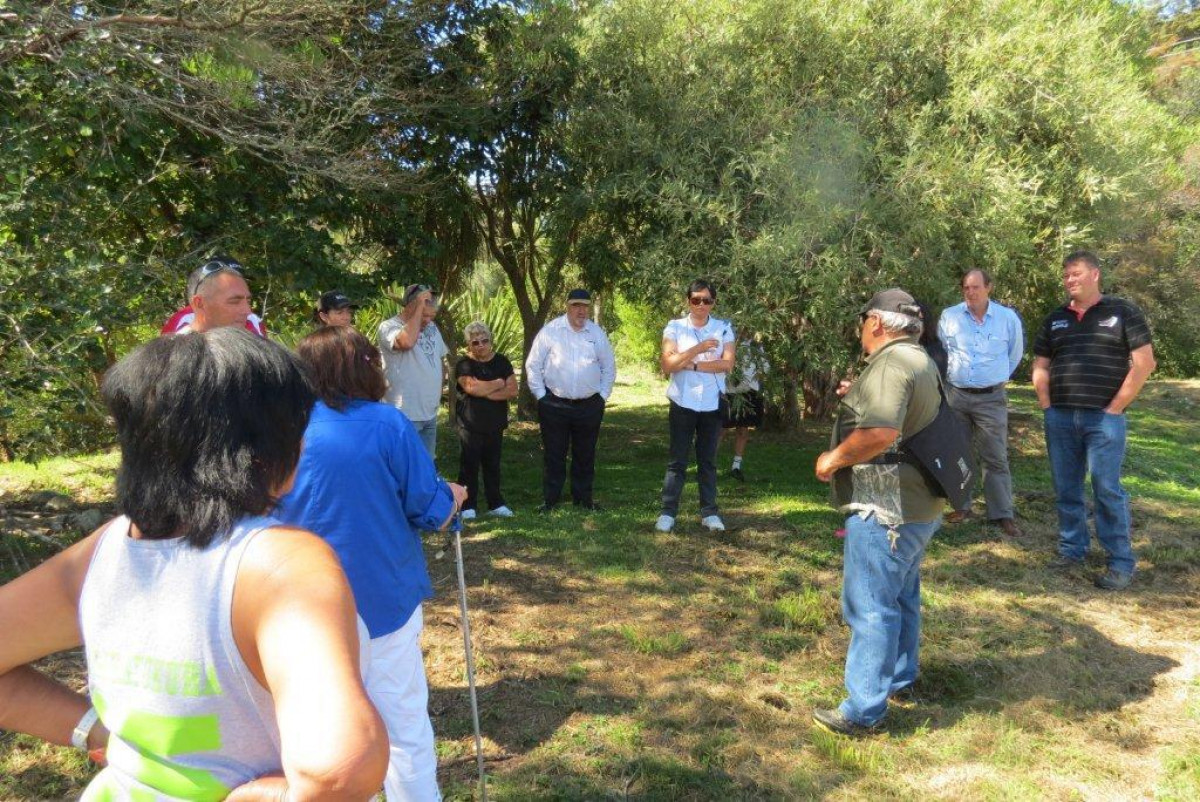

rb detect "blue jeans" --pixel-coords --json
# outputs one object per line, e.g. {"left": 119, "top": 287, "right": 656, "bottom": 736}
{"left": 660, "top": 401, "right": 722, "bottom": 518}
{"left": 1043, "top": 406, "right": 1135, "bottom": 575}
{"left": 412, "top": 417, "right": 438, "bottom": 462}
{"left": 839, "top": 512, "right": 941, "bottom": 726}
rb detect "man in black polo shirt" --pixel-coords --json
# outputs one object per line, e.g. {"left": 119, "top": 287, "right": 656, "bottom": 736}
{"left": 1032, "top": 250, "right": 1156, "bottom": 590}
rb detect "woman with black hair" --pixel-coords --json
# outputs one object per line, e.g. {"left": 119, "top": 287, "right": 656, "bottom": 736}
{"left": 0, "top": 328, "right": 388, "bottom": 800}
{"left": 275, "top": 325, "right": 467, "bottom": 802}
{"left": 313, "top": 290, "right": 359, "bottom": 328}
{"left": 657, "top": 279, "right": 737, "bottom": 533}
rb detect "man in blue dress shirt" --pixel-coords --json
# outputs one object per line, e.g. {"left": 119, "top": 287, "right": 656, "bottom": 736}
{"left": 937, "top": 269, "right": 1025, "bottom": 537}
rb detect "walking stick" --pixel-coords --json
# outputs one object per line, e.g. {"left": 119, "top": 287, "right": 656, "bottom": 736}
{"left": 451, "top": 514, "right": 488, "bottom": 801}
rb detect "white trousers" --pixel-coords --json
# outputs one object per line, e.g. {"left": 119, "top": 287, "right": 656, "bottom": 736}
{"left": 362, "top": 605, "right": 441, "bottom": 802}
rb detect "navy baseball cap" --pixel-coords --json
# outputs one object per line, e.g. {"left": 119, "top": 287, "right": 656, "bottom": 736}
{"left": 566, "top": 288, "right": 592, "bottom": 304}
{"left": 318, "top": 291, "right": 358, "bottom": 313}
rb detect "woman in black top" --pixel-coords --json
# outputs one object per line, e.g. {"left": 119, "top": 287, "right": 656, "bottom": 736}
{"left": 454, "top": 321, "right": 519, "bottom": 518}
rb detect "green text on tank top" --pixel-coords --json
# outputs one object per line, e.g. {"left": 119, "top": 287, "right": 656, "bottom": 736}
{"left": 80, "top": 516, "right": 281, "bottom": 801}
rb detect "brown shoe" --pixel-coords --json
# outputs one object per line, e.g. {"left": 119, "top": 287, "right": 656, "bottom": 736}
{"left": 995, "top": 517, "right": 1023, "bottom": 537}
{"left": 946, "top": 510, "right": 970, "bottom": 524}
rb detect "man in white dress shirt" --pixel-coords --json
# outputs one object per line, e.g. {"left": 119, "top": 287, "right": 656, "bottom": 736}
{"left": 657, "top": 279, "right": 736, "bottom": 532}
{"left": 526, "top": 289, "right": 617, "bottom": 511}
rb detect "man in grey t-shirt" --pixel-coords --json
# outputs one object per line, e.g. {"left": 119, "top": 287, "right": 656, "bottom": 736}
{"left": 378, "top": 284, "right": 449, "bottom": 459}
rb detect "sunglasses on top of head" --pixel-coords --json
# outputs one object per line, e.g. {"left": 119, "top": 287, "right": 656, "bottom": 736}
{"left": 689, "top": 296, "right": 715, "bottom": 306}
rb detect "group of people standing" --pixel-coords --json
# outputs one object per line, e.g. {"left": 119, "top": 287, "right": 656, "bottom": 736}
{"left": 812, "top": 249, "right": 1155, "bottom": 737}
{"left": 0, "top": 247, "right": 1158, "bottom": 798}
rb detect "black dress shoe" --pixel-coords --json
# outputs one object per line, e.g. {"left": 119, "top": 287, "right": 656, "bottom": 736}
{"left": 536, "top": 502, "right": 557, "bottom": 514}
{"left": 812, "top": 708, "right": 879, "bottom": 738}
{"left": 731, "top": 467, "right": 745, "bottom": 482}
{"left": 574, "top": 501, "right": 602, "bottom": 512}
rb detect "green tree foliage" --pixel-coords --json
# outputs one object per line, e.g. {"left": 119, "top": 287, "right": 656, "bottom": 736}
{"left": 577, "top": 0, "right": 1178, "bottom": 421}
{"left": 0, "top": 2, "right": 489, "bottom": 457}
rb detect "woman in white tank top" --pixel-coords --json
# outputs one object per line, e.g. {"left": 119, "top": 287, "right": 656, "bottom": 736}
{"left": 0, "top": 328, "right": 388, "bottom": 800}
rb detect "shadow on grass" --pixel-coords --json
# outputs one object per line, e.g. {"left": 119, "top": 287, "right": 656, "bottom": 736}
{"left": 887, "top": 605, "right": 1178, "bottom": 735}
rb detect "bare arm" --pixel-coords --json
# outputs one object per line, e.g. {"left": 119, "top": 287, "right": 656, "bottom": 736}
{"left": 233, "top": 529, "right": 389, "bottom": 801}
{"left": 1032, "top": 356, "right": 1052, "bottom": 409}
{"left": 1105, "top": 344, "right": 1156, "bottom": 414}
{"left": 389, "top": 315, "right": 422, "bottom": 351}
{"left": 389, "top": 295, "right": 428, "bottom": 351}
{"left": 661, "top": 337, "right": 721, "bottom": 374}
{"left": 695, "top": 341, "right": 735, "bottom": 374}
{"left": 457, "top": 375, "right": 506, "bottom": 397}
{"left": 0, "top": 527, "right": 106, "bottom": 751}
{"left": 485, "top": 374, "right": 518, "bottom": 401}
{"left": 815, "top": 427, "right": 900, "bottom": 482}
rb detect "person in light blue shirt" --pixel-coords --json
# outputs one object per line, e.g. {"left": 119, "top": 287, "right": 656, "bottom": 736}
{"left": 657, "top": 279, "right": 736, "bottom": 533}
{"left": 937, "top": 269, "right": 1025, "bottom": 536}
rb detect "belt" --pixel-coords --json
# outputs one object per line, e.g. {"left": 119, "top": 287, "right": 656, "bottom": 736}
{"left": 953, "top": 383, "right": 1003, "bottom": 395}
{"left": 548, "top": 392, "right": 599, "bottom": 404}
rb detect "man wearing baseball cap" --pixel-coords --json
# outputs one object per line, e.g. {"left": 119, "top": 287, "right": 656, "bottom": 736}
{"left": 161, "top": 256, "right": 266, "bottom": 336}
{"left": 812, "top": 288, "right": 943, "bottom": 737}
{"left": 525, "top": 288, "right": 617, "bottom": 512}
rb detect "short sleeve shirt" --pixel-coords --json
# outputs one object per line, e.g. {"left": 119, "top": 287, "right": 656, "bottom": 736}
{"left": 1032, "top": 296, "right": 1152, "bottom": 410}
{"left": 454, "top": 354, "right": 514, "bottom": 433}
{"left": 830, "top": 338, "right": 943, "bottom": 526}
{"left": 377, "top": 318, "right": 449, "bottom": 422}
{"left": 663, "top": 316, "right": 736, "bottom": 412}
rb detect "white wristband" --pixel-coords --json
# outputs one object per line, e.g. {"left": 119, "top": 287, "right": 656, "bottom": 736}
{"left": 71, "top": 706, "right": 100, "bottom": 751}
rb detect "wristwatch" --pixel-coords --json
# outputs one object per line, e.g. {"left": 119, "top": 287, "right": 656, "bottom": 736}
{"left": 71, "top": 706, "right": 100, "bottom": 751}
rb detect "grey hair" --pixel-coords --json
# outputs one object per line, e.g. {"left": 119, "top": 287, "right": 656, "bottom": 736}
{"left": 875, "top": 310, "right": 923, "bottom": 336}
{"left": 464, "top": 320, "right": 492, "bottom": 342}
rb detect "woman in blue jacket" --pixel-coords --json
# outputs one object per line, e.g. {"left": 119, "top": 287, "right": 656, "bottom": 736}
{"left": 276, "top": 326, "right": 467, "bottom": 802}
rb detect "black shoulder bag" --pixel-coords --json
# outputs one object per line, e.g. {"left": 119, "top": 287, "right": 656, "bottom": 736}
{"left": 870, "top": 376, "right": 977, "bottom": 511}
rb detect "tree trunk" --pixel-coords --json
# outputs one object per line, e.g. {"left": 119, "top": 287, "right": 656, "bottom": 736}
{"left": 802, "top": 368, "right": 839, "bottom": 421}
{"left": 763, "top": 364, "right": 802, "bottom": 431}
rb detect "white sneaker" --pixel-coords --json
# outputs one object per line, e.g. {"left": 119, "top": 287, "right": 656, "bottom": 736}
{"left": 655, "top": 514, "right": 675, "bottom": 532}
{"left": 460, "top": 509, "right": 477, "bottom": 520}
{"left": 489, "top": 505, "right": 514, "bottom": 517}
{"left": 701, "top": 515, "right": 725, "bottom": 532}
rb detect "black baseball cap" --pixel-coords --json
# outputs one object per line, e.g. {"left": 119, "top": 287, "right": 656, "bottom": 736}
{"left": 318, "top": 291, "right": 358, "bottom": 313}
{"left": 567, "top": 288, "right": 592, "bottom": 304}
{"left": 861, "top": 288, "right": 919, "bottom": 317}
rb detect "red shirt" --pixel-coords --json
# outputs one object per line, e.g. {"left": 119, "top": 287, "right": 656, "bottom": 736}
{"left": 160, "top": 307, "right": 267, "bottom": 337}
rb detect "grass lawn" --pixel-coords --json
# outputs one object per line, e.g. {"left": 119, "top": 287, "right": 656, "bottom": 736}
{"left": 2, "top": 372, "right": 1199, "bottom": 800}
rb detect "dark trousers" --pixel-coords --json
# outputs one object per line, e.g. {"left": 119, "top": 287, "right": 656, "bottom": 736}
{"left": 661, "top": 400, "right": 722, "bottom": 518}
{"left": 457, "top": 428, "right": 506, "bottom": 512}
{"left": 538, "top": 393, "right": 605, "bottom": 506}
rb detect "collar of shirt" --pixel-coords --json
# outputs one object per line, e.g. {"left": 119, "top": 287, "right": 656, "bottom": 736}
{"left": 961, "top": 301, "right": 993, "bottom": 323}
{"left": 1064, "top": 294, "right": 1108, "bottom": 322}
{"left": 865, "top": 335, "right": 918, "bottom": 365}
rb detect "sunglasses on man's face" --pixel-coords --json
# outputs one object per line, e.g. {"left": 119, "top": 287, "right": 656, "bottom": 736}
{"left": 469, "top": 338, "right": 491, "bottom": 347}
{"left": 689, "top": 296, "right": 715, "bottom": 306}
